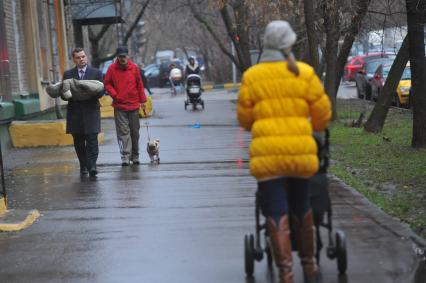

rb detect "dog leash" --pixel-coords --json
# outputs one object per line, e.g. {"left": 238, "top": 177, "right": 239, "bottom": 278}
{"left": 145, "top": 122, "right": 151, "bottom": 142}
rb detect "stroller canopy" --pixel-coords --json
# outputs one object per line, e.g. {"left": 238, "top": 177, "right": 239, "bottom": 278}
{"left": 187, "top": 74, "right": 201, "bottom": 85}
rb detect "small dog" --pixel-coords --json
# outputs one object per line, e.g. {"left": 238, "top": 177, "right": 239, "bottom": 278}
{"left": 147, "top": 139, "right": 160, "bottom": 164}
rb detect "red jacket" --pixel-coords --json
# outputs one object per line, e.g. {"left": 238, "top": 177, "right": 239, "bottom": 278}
{"left": 104, "top": 59, "right": 147, "bottom": 111}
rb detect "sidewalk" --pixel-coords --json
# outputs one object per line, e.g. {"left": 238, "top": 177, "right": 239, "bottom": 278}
{"left": 0, "top": 89, "right": 424, "bottom": 283}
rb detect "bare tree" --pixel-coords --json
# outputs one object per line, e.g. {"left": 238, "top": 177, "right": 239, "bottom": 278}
{"left": 88, "top": 0, "right": 152, "bottom": 68}
{"left": 188, "top": 0, "right": 251, "bottom": 73}
{"left": 303, "top": 0, "right": 320, "bottom": 74}
{"left": 321, "top": 0, "right": 340, "bottom": 120}
{"left": 334, "top": 0, "right": 371, "bottom": 95}
{"left": 406, "top": 0, "right": 426, "bottom": 147}
{"left": 364, "top": 36, "right": 409, "bottom": 133}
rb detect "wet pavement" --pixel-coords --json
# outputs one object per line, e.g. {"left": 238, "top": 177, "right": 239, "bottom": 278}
{"left": 0, "top": 88, "right": 424, "bottom": 283}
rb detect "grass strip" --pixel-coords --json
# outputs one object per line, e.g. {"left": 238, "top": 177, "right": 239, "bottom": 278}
{"left": 330, "top": 99, "right": 426, "bottom": 238}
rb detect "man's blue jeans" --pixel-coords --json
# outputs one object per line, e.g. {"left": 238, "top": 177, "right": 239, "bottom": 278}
{"left": 257, "top": 177, "right": 310, "bottom": 224}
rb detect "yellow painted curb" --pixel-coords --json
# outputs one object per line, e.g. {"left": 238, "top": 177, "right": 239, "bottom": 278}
{"left": 0, "top": 209, "right": 40, "bottom": 232}
{"left": 10, "top": 120, "right": 72, "bottom": 147}
{"left": 224, "top": 83, "right": 241, "bottom": 89}
{"left": 203, "top": 85, "right": 214, "bottom": 90}
{"left": 0, "top": 197, "right": 6, "bottom": 216}
{"left": 100, "top": 96, "right": 153, "bottom": 118}
{"left": 100, "top": 96, "right": 114, "bottom": 118}
{"left": 9, "top": 121, "right": 105, "bottom": 147}
{"left": 101, "top": 106, "right": 114, "bottom": 118}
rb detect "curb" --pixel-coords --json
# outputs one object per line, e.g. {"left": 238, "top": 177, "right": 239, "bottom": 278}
{"left": 203, "top": 83, "right": 241, "bottom": 90}
{"left": 9, "top": 120, "right": 105, "bottom": 147}
{"left": 329, "top": 175, "right": 426, "bottom": 254}
{"left": 0, "top": 197, "right": 41, "bottom": 232}
{"left": 100, "top": 95, "right": 153, "bottom": 119}
{"left": 0, "top": 209, "right": 41, "bottom": 232}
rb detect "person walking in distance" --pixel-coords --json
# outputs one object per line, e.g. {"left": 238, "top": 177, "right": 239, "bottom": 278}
{"left": 63, "top": 47, "right": 103, "bottom": 177}
{"left": 185, "top": 56, "right": 200, "bottom": 77}
{"left": 140, "top": 63, "right": 153, "bottom": 95}
{"left": 104, "top": 46, "right": 147, "bottom": 166}
{"left": 237, "top": 21, "right": 331, "bottom": 283}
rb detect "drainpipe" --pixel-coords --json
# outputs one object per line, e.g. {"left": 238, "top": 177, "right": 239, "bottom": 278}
{"left": 11, "top": 0, "right": 24, "bottom": 92}
{"left": 47, "top": 0, "right": 63, "bottom": 119}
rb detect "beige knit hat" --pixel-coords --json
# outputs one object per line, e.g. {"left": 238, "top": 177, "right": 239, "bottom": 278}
{"left": 263, "top": 21, "right": 297, "bottom": 50}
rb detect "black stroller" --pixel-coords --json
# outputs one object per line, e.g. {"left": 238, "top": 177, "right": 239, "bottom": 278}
{"left": 244, "top": 129, "right": 347, "bottom": 276}
{"left": 184, "top": 74, "right": 204, "bottom": 110}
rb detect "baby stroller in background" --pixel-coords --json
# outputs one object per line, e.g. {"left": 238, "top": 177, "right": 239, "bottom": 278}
{"left": 170, "top": 67, "right": 184, "bottom": 96}
{"left": 244, "top": 129, "right": 347, "bottom": 277}
{"left": 185, "top": 74, "right": 205, "bottom": 110}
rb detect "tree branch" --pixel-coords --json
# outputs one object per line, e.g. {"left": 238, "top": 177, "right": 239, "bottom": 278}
{"left": 188, "top": 1, "right": 239, "bottom": 67}
{"left": 122, "top": 0, "right": 152, "bottom": 45}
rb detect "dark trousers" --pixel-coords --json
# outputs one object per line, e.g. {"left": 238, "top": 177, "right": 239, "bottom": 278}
{"left": 72, "top": 134, "right": 99, "bottom": 171}
{"left": 258, "top": 177, "right": 311, "bottom": 224}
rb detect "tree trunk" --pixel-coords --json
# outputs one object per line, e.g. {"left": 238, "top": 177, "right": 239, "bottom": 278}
{"left": 88, "top": 1, "right": 151, "bottom": 68}
{"left": 303, "top": 0, "right": 320, "bottom": 75}
{"left": 364, "top": 36, "right": 409, "bottom": 133}
{"left": 406, "top": 0, "right": 426, "bottom": 148}
{"left": 89, "top": 24, "right": 111, "bottom": 68}
{"left": 220, "top": 3, "right": 251, "bottom": 72}
{"left": 323, "top": 0, "right": 340, "bottom": 120}
{"left": 334, "top": 0, "right": 371, "bottom": 95}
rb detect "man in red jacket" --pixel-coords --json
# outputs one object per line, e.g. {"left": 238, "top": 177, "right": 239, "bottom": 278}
{"left": 104, "top": 46, "right": 147, "bottom": 166}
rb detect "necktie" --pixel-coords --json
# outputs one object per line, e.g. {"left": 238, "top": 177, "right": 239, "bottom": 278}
{"left": 79, "top": 70, "right": 85, "bottom": 80}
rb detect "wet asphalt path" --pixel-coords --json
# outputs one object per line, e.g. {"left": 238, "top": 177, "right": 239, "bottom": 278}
{"left": 0, "top": 88, "right": 424, "bottom": 283}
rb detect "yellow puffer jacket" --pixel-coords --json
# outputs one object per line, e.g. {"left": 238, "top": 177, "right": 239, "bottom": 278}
{"left": 237, "top": 61, "right": 331, "bottom": 180}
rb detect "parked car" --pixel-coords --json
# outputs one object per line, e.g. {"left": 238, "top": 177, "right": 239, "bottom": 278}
{"left": 145, "top": 65, "right": 161, "bottom": 88}
{"left": 355, "top": 58, "right": 393, "bottom": 100}
{"left": 370, "top": 63, "right": 411, "bottom": 107}
{"left": 343, "top": 52, "right": 396, "bottom": 82}
{"left": 100, "top": 59, "right": 114, "bottom": 76}
{"left": 143, "top": 63, "right": 157, "bottom": 73}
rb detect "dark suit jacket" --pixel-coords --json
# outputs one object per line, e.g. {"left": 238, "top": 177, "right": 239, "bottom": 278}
{"left": 63, "top": 66, "right": 103, "bottom": 134}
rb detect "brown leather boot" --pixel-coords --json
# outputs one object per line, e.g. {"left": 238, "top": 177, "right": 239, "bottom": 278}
{"left": 293, "top": 211, "right": 320, "bottom": 283}
{"left": 267, "top": 215, "right": 294, "bottom": 283}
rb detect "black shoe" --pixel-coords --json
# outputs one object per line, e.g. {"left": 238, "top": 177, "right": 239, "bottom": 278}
{"left": 89, "top": 168, "right": 97, "bottom": 177}
{"left": 132, "top": 161, "right": 140, "bottom": 165}
{"left": 121, "top": 162, "right": 129, "bottom": 167}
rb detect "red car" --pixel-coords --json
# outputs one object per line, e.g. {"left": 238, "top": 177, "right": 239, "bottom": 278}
{"left": 343, "top": 53, "right": 395, "bottom": 81}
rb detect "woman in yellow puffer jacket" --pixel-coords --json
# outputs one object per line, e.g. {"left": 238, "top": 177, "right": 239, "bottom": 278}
{"left": 237, "top": 21, "right": 331, "bottom": 283}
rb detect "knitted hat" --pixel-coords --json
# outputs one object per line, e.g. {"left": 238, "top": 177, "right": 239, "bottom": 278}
{"left": 263, "top": 21, "right": 297, "bottom": 50}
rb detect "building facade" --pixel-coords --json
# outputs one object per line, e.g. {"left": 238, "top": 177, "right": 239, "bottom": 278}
{"left": 0, "top": 0, "right": 70, "bottom": 116}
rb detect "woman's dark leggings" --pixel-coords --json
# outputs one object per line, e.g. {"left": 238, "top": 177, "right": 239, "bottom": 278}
{"left": 258, "top": 177, "right": 310, "bottom": 224}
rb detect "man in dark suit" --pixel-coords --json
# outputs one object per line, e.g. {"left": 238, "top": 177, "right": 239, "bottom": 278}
{"left": 63, "top": 47, "right": 103, "bottom": 177}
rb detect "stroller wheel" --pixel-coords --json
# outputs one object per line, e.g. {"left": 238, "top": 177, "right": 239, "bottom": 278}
{"left": 244, "top": 234, "right": 255, "bottom": 276}
{"left": 265, "top": 238, "right": 273, "bottom": 269}
{"left": 184, "top": 101, "right": 188, "bottom": 110}
{"left": 201, "top": 101, "right": 205, "bottom": 110}
{"left": 335, "top": 230, "right": 347, "bottom": 274}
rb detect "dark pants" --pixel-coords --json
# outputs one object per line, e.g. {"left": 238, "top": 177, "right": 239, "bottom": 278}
{"left": 258, "top": 177, "right": 311, "bottom": 224}
{"left": 72, "top": 133, "right": 99, "bottom": 171}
